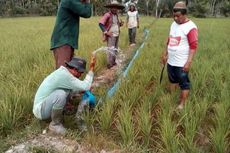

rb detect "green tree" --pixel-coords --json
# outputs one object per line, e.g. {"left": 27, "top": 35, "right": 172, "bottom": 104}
{"left": 92, "top": 0, "right": 107, "bottom": 16}
{"left": 220, "top": 0, "right": 230, "bottom": 16}
{"left": 0, "top": 0, "right": 229, "bottom": 17}
{"left": 188, "top": 0, "right": 208, "bottom": 17}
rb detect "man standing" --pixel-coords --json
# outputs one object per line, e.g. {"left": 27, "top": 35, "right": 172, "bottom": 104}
{"left": 161, "top": 1, "right": 198, "bottom": 110}
{"left": 51, "top": 0, "right": 92, "bottom": 69}
{"left": 33, "top": 55, "right": 96, "bottom": 135}
{"left": 99, "top": 0, "right": 125, "bottom": 69}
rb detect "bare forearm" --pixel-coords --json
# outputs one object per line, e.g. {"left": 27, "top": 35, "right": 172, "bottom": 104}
{"left": 187, "top": 49, "right": 196, "bottom": 63}
{"left": 163, "top": 48, "right": 168, "bottom": 57}
{"left": 161, "top": 48, "right": 168, "bottom": 65}
{"left": 183, "top": 49, "right": 196, "bottom": 72}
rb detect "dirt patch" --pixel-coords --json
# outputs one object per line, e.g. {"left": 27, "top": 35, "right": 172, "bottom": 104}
{"left": 92, "top": 49, "right": 129, "bottom": 88}
{"left": 5, "top": 134, "right": 122, "bottom": 153}
{"left": 6, "top": 134, "right": 80, "bottom": 153}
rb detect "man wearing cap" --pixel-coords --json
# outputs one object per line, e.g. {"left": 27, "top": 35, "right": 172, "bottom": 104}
{"left": 51, "top": 0, "right": 92, "bottom": 69}
{"left": 161, "top": 1, "right": 198, "bottom": 110}
{"left": 33, "top": 55, "right": 96, "bottom": 135}
{"left": 99, "top": 0, "right": 125, "bottom": 69}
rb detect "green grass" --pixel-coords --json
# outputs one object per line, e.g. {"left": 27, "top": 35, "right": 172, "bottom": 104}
{"left": 0, "top": 16, "right": 230, "bottom": 152}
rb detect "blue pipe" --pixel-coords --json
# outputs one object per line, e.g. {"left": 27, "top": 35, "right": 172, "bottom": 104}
{"left": 107, "top": 29, "right": 150, "bottom": 98}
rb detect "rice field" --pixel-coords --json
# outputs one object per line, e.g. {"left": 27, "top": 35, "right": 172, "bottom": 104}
{"left": 0, "top": 16, "right": 229, "bottom": 152}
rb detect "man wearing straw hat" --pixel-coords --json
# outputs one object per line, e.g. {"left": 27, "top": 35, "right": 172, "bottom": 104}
{"left": 99, "top": 0, "right": 125, "bottom": 69}
{"left": 161, "top": 1, "right": 198, "bottom": 110}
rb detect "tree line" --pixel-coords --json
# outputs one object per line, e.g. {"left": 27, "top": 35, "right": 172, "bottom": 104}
{"left": 0, "top": 0, "right": 229, "bottom": 17}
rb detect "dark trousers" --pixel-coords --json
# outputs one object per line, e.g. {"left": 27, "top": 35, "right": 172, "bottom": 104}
{"left": 128, "top": 27, "right": 137, "bottom": 44}
{"left": 107, "top": 36, "right": 119, "bottom": 68}
{"left": 53, "top": 45, "right": 74, "bottom": 69}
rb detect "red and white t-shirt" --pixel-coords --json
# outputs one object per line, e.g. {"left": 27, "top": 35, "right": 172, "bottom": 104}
{"left": 167, "top": 20, "right": 198, "bottom": 67}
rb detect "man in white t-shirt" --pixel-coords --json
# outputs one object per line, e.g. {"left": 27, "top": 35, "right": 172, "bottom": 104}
{"left": 126, "top": 3, "right": 139, "bottom": 46}
{"left": 161, "top": 1, "right": 198, "bottom": 110}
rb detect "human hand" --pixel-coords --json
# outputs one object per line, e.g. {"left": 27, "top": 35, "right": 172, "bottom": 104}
{"left": 70, "top": 91, "right": 84, "bottom": 100}
{"left": 183, "top": 61, "right": 192, "bottom": 72}
{"left": 104, "top": 31, "right": 112, "bottom": 37}
{"left": 120, "top": 20, "right": 124, "bottom": 27}
{"left": 89, "top": 54, "right": 96, "bottom": 71}
{"left": 160, "top": 54, "right": 167, "bottom": 65}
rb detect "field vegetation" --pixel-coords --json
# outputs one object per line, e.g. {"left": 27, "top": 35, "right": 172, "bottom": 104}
{"left": 0, "top": 16, "right": 229, "bottom": 152}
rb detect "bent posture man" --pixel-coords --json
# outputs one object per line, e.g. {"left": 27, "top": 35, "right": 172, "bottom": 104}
{"left": 33, "top": 55, "right": 96, "bottom": 135}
